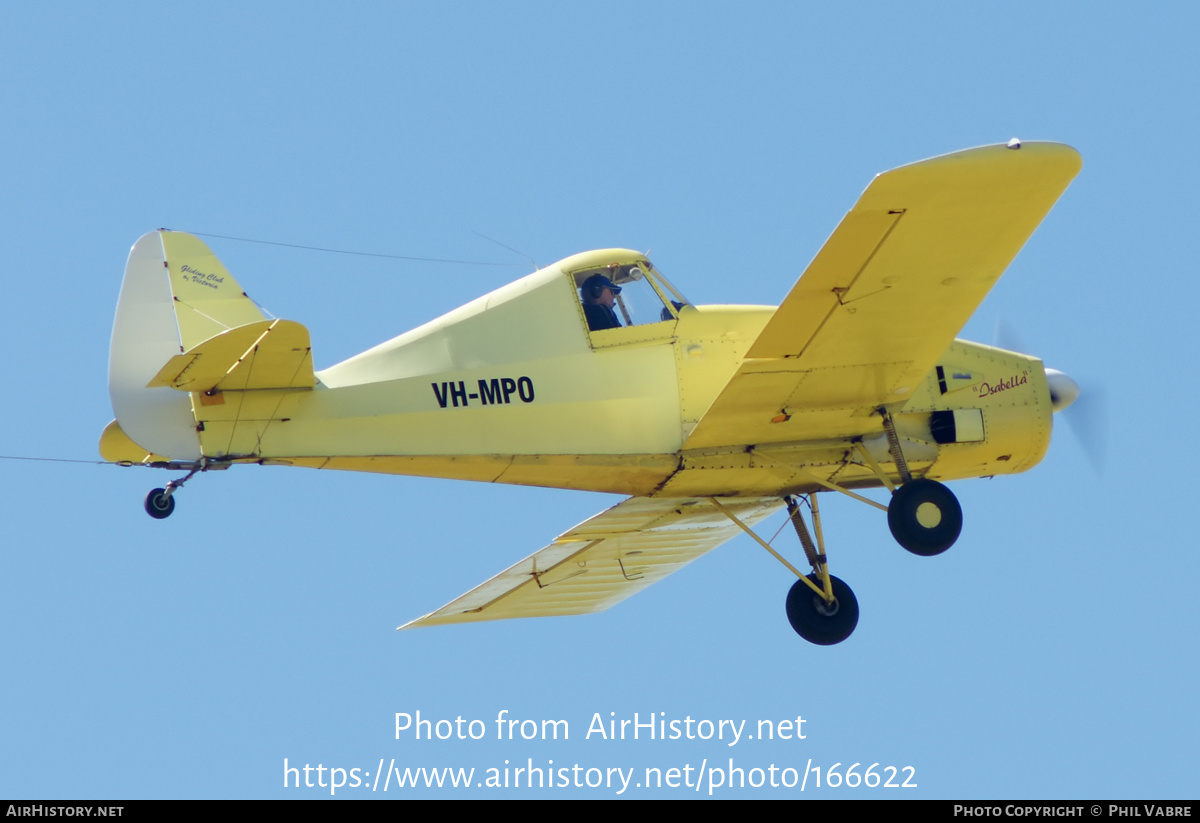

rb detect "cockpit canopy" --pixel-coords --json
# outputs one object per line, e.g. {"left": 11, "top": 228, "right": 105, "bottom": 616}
{"left": 567, "top": 253, "right": 689, "bottom": 327}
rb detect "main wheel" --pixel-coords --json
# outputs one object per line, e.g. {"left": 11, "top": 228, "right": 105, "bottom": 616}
{"left": 888, "top": 478, "right": 961, "bottom": 556}
{"left": 785, "top": 574, "right": 859, "bottom": 645}
{"left": 144, "top": 488, "right": 175, "bottom": 519}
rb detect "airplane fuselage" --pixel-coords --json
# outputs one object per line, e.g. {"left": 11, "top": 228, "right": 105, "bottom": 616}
{"left": 172, "top": 249, "right": 1052, "bottom": 499}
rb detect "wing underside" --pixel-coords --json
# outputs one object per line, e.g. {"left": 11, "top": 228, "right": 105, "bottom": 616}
{"left": 401, "top": 495, "right": 781, "bottom": 628}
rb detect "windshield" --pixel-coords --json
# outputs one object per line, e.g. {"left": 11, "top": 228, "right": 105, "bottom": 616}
{"left": 570, "top": 256, "right": 689, "bottom": 328}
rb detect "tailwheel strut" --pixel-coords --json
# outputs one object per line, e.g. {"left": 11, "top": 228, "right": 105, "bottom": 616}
{"left": 143, "top": 465, "right": 202, "bottom": 520}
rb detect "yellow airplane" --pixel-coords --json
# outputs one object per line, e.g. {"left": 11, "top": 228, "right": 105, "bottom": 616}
{"left": 100, "top": 140, "right": 1082, "bottom": 645}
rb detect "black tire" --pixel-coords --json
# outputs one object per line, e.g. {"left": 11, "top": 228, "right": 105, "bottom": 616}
{"left": 144, "top": 488, "right": 175, "bottom": 519}
{"left": 888, "top": 478, "right": 961, "bottom": 556}
{"left": 785, "top": 574, "right": 859, "bottom": 645}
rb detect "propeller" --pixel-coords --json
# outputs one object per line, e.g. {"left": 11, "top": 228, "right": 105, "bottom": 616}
{"left": 993, "top": 318, "right": 1107, "bottom": 473}
{"left": 1047, "top": 369, "right": 1108, "bottom": 474}
{"left": 1045, "top": 369, "right": 1080, "bottom": 411}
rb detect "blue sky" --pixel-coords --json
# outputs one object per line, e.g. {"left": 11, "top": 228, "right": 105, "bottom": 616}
{"left": 1, "top": 2, "right": 1196, "bottom": 798}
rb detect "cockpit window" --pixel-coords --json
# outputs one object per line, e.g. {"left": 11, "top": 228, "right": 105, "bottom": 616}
{"left": 570, "top": 257, "right": 689, "bottom": 331}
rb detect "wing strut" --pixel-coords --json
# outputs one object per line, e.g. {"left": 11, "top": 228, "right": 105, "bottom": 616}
{"left": 751, "top": 448, "right": 890, "bottom": 511}
{"left": 707, "top": 495, "right": 832, "bottom": 602}
{"left": 706, "top": 497, "right": 807, "bottom": 581}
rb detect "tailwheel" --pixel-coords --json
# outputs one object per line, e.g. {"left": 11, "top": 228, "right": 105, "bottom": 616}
{"left": 887, "top": 478, "right": 962, "bottom": 556}
{"left": 141, "top": 465, "right": 202, "bottom": 520}
{"left": 786, "top": 574, "right": 858, "bottom": 645}
{"left": 144, "top": 488, "right": 175, "bottom": 519}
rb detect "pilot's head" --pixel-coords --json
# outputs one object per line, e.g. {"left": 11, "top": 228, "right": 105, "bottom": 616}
{"left": 581, "top": 274, "right": 621, "bottom": 307}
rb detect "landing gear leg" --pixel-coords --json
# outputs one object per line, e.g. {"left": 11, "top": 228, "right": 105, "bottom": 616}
{"left": 877, "top": 407, "right": 963, "bottom": 556}
{"left": 783, "top": 495, "right": 858, "bottom": 645}
{"left": 707, "top": 494, "right": 859, "bottom": 646}
{"left": 143, "top": 466, "right": 201, "bottom": 520}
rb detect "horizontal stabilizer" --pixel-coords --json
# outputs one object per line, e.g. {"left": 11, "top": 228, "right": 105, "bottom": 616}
{"left": 147, "top": 319, "right": 315, "bottom": 393}
{"left": 401, "top": 496, "right": 779, "bottom": 628}
{"left": 98, "top": 419, "right": 169, "bottom": 464}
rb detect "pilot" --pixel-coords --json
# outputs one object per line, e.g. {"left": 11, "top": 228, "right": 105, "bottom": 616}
{"left": 580, "top": 273, "right": 622, "bottom": 331}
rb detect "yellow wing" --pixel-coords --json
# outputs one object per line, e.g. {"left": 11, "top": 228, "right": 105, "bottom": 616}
{"left": 400, "top": 496, "right": 780, "bottom": 628}
{"left": 683, "top": 141, "right": 1082, "bottom": 450}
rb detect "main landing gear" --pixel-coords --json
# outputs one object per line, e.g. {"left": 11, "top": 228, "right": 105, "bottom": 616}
{"left": 720, "top": 407, "right": 966, "bottom": 646}
{"left": 710, "top": 494, "right": 860, "bottom": 646}
{"left": 776, "top": 475, "right": 963, "bottom": 644}
{"left": 876, "top": 407, "right": 963, "bottom": 556}
{"left": 786, "top": 573, "right": 859, "bottom": 646}
{"left": 717, "top": 476, "right": 962, "bottom": 646}
{"left": 780, "top": 495, "right": 859, "bottom": 645}
{"left": 887, "top": 478, "right": 962, "bottom": 556}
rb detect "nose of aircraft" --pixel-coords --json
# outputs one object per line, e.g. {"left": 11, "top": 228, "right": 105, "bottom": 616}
{"left": 1045, "top": 368, "right": 1080, "bottom": 412}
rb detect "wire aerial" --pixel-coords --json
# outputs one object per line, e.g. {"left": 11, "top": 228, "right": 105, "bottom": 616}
{"left": 183, "top": 230, "right": 525, "bottom": 267}
{"left": 0, "top": 454, "right": 110, "bottom": 466}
